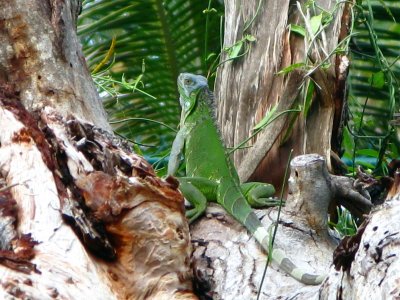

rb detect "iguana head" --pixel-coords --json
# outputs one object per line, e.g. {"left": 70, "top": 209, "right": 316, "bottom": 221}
{"left": 178, "top": 73, "right": 208, "bottom": 98}
{"left": 177, "top": 73, "right": 209, "bottom": 118}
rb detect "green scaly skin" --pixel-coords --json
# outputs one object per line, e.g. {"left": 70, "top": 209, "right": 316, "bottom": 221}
{"left": 168, "top": 73, "right": 325, "bottom": 285}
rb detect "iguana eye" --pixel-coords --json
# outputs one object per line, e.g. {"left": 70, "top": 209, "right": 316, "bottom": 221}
{"left": 184, "top": 78, "right": 192, "bottom": 85}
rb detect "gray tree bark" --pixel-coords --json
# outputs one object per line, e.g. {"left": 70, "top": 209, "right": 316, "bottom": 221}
{"left": 190, "top": 1, "right": 400, "bottom": 298}
{"left": 0, "top": 1, "right": 195, "bottom": 299}
{"left": 215, "top": 0, "right": 350, "bottom": 187}
{"left": 0, "top": 0, "right": 110, "bottom": 130}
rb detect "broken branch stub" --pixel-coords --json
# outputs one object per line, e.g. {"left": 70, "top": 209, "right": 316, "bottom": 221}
{"left": 287, "top": 154, "right": 332, "bottom": 232}
{"left": 287, "top": 154, "right": 373, "bottom": 232}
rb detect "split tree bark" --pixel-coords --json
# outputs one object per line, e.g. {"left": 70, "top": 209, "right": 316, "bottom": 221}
{"left": 191, "top": 0, "right": 400, "bottom": 298}
{"left": 1, "top": 1, "right": 399, "bottom": 300}
{"left": 215, "top": 0, "right": 351, "bottom": 186}
{"left": 0, "top": 1, "right": 195, "bottom": 299}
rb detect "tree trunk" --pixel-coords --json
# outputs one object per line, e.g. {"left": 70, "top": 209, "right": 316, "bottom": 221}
{"left": 0, "top": 0, "right": 109, "bottom": 130}
{"left": 215, "top": 0, "right": 351, "bottom": 187}
{"left": 2, "top": 1, "right": 398, "bottom": 299}
{"left": 0, "top": 1, "right": 196, "bottom": 299}
{"left": 189, "top": 0, "right": 400, "bottom": 298}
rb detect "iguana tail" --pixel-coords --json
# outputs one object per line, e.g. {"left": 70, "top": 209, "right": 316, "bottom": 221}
{"left": 244, "top": 211, "right": 325, "bottom": 285}
{"left": 219, "top": 177, "right": 325, "bottom": 284}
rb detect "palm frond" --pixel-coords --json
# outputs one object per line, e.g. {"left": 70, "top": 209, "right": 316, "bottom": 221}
{"left": 78, "top": 0, "right": 223, "bottom": 157}
{"left": 345, "top": 0, "right": 400, "bottom": 172}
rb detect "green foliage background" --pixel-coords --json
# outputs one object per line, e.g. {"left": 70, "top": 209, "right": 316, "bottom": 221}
{"left": 344, "top": 0, "right": 400, "bottom": 174}
{"left": 78, "top": 0, "right": 399, "bottom": 173}
{"left": 78, "top": 0, "right": 223, "bottom": 159}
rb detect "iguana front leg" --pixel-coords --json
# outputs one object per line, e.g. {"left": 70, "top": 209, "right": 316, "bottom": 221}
{"left": 178, "top": 178, "right": 279, "bottom": 222}
{"left": 167, "top": 127, "right": 188, "bottom": 176}
{"left": 177, "top": 178, "right": 217, "bottom": 223}
{"left": 240, "top": 182, "right": 280, "bottom": 208}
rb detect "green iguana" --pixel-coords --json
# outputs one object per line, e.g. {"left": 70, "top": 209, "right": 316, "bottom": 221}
{"left": 168, "top": 73, "right": 325, "bottom": 285}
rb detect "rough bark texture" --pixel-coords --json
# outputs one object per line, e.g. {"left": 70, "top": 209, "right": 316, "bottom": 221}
{"left": 287, "top": 154, "right": 372, "bottom": 231}
{"left": 191, "top": 205, "right": 332, "bottom": 299}
{"left": 321, "top": 172, "right": 400, "bottom": 300}
{"left": 190, "top": 153, "right": 380, "bottom": 299}
{"left": 0, "top": 0, "right": 110, "bottom": 130}
{"left": 0, "top": 104, "right": 115, "bottom": 299}
{"left": 0, "top": 104, "right": 196, "bottom": 299}
{"left": 215, "top": 0, "right": 352, "bottom": 187}
{"left": 0, "top": 1, "right": 196, "bottom": 299}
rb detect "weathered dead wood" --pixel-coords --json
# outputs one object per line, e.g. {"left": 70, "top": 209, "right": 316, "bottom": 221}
{"left": 0, "top": 0, "right": 109, "bottom": 130}
{"left": 0, "top": 101, "right": 197, "bottom": 299}
{"left": 189, "top": 153, "right": 377, "bottom": 299}
{"left": 0, "top": 100, "right": 114, "bottom": 299}
{"left": 321, "top": 171, "right": 400, "bottom": 300}
{"left": 288, "top": 154, "right": 372, "bottom": 231}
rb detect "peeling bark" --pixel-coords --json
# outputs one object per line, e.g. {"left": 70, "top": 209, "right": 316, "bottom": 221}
{"left": 0, "top": 101, "right": 115, "bottom": 299}
{"left": 322, "top": 174, "right": 400, "bottom": 300}
{"left": 215, "top": 0, "right": 353, "bottom": 187}
{"left": 0, "top": 0, "right": 109, "bottom": 130}
{"left": 0, "top": 1, "right": 196, "bottom": 298}
{"left": 0, "top": 102, "right": 197, "bottom": 299}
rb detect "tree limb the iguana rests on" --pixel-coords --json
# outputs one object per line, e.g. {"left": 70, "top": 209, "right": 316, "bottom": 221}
{"left": 168, "top": 73, "right": 325, "bottom": 285}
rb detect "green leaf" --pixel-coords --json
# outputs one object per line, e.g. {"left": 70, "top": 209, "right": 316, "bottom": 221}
{"left": 226, "top": 41, "right": 243, "bottom": 59}
{"left": 276, "top": 62, "right": 306, "bottom": 75}
{"left": 289, "top": 24, "right": 306, "bottom": 37}
{"left": 310, "top": 13, "right": 323, "bottom": 35}
{"left": 203, "top": 8, "right": 217, "bottom": 14}
{"left": 369, "top": 71, "right": 385, "bottom": 89}
{"left": 321, "top": 11, "right": 333, "bottom": 26}
{"left": 206, "top": 53, "right": 217, "bottom": 61}
{"left": 341, "top": 128, "right": 354, "bottom": 159}
{"left": 320, "top": 61, "right": 331, "bottom": 70}
{"left": 376, "top": 0, "right": 396, "bottom": 22}
{"left": 303, "top": 80, "right": 314, "bottom": 118}
{"left": 356, "top": 149, "right": 380, "bottom": 158}
{"left": 245, "top": 34, "right": 256, "bottom": 42}
{"left": 253, "top": 104, "right": 279, "bottom": 131}
{"left": 305, "top": 0, "right": 315, "bottom": 8}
